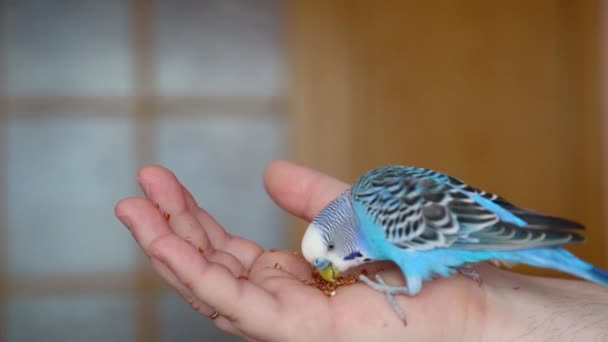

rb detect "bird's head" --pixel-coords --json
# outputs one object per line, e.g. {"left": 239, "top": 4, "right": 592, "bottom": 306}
{"left": 301, "top": 190, "right": 371, "bottom": 282}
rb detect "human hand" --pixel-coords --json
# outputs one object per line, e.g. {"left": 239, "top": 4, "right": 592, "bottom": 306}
{"left": 115, "top": 160, "right": 608, "bottom": 342}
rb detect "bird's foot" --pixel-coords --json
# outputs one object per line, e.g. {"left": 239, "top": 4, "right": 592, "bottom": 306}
{"left": 359, "top": 274, "right": 409, "bottom": 325}
{"left": 458, "top": 266, "right": 482, "bottom": 286}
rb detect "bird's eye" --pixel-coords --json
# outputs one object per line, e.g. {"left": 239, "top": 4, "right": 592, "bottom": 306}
{"left": 328, "top": 244, "right": 335, "bottom": 250}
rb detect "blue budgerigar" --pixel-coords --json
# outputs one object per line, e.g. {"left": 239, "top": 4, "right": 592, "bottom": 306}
{"left": 301, "top": 165, "right": 608, "bottom": 324}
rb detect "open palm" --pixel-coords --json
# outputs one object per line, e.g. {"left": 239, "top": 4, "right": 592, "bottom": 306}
{"left": 115, "top": 160, "right": 519, "bottom": 342}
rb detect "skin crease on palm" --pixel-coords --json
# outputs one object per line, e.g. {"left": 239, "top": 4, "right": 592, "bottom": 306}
{"left": 114, "top": 160, "right": 608, "bottom": 342}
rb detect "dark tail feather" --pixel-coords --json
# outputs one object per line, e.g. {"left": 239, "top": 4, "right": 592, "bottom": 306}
{"left": 588, "top": 266, "right": 608, "bottom": 286}
{"left": 500, "top": 247, "right": 608, "bottom": 286}
{"left": 514, "top": 209, "right": 584, "bottom": 230}
{"left": 492, "top": 196, "right": 584, "bottom": 229}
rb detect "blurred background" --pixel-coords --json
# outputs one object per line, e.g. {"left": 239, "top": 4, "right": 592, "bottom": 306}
{"left": 0, "top": 0, "right": 606, "bottom": 341}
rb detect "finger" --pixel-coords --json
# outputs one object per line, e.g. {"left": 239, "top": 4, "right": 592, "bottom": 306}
{"left": 263, "top": 160, "right": 349, "bottom": 221}
{"left": 115, "top": 198, "right": 215, "bottom": 315}
{"left": 149, "top": 258, "right": 213, "bottom": 315}
{"left": 205, "top": 249, "right": 246, "bottom": 278}
{"left": 137, "top": 166, "right": 214, "bottom": 253}
{"left": 138, "top": 165, "right": 264, "bottom": 269}
{"left": 150, "top": 235, "right": 281, "bottom": 340}
{"left": 180, "top": 185, "right": 227, "bottom": 245}
{"left": 116, "top": 198, "right": 250, "bottom": 337}
{"left": 150, "top": 258, "right": 247, "bottom": 338}
{"left": 248, "top": 250, "right": 314, "bottom": 290}
{"left": 115, "top": 197, "right": 174, "bottom": 254}
{"left": 182, "top": 185, "right": 263, "bottom": 270}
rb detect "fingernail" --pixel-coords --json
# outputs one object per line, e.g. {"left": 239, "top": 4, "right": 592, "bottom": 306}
{"left": 118, "top": 215, "right": 132, "bottom": 229}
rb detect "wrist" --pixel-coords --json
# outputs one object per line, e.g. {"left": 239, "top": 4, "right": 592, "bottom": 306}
{"left": 479, "top": 266, "right": 608, "bottom": 341}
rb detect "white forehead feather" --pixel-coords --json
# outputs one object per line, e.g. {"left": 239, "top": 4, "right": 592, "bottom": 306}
{"left": 301, "top": 224, "right": 326, "bottom": 263}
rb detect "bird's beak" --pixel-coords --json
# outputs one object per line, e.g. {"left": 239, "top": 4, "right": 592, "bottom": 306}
{"left": 318, "top": 263, "right": 340, "bottom": 282}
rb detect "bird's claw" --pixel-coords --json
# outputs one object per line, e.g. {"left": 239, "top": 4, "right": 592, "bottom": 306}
{"left": 458, "top": 266, "right": 482, "bottom": 286}
{"left": 359, "top": 274, "right": 409, "bottom": 326}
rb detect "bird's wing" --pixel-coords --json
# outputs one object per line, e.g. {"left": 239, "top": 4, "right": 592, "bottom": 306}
{"left": 350, "top": 166, "right": 584, "bottom": 251}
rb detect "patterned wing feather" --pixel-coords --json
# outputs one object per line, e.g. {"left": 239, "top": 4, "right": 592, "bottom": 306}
{"left": 350, "top": 166, "right": 584, "bottom": 251}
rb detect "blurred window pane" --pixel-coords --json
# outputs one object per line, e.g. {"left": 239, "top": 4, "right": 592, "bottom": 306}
{"left": 154, "top": 0, "right": 285, "bottom": 97}
{"left": 155, "top": 115, "right": 287, "bottom": 249}
{"left": 6, "top": 115, "right": 137, "bottom": 276}
{"left": 3, "top": 0, "right": 132, "bottom": 96}
{"left": 1, "top": 0, "right": 287, "bottom": 340}
{"left": 5, "top": 295, "right": 136, "bottom": 342}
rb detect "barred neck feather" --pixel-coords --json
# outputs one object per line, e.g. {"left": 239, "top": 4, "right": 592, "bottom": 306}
{"left": 312, "top": 190, "right": 360, "bottom": 258}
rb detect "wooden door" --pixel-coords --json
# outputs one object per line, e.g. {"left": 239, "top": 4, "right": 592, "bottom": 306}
{"left": 286, "top": 1, "right": 607, "bottom": 276}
